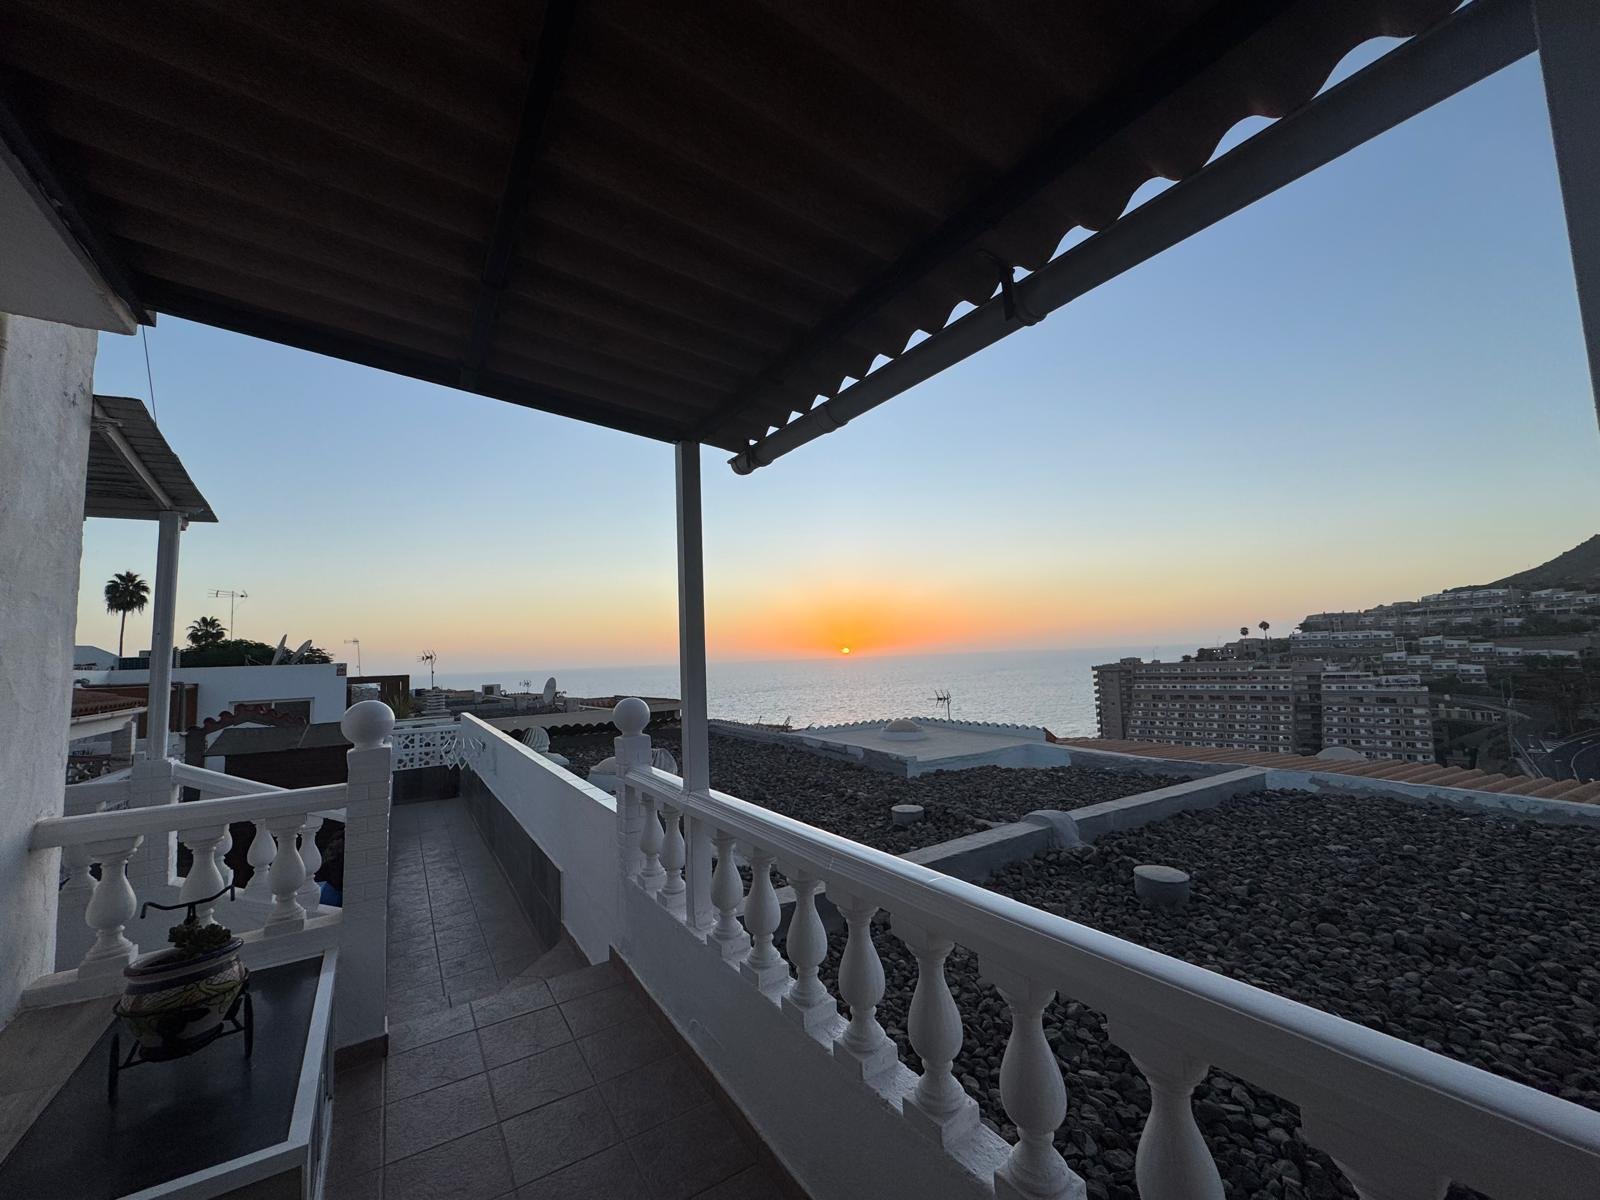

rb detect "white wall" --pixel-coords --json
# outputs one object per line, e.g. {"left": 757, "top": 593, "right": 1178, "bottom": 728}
{"left": 0, "top": 312, "right": 97, "bottom": 1021}
{"left": 95, "top": 661, "right": 349, "bottom": 735}
{"left": 460, "top": 714, "right": 620, "bottom": 963}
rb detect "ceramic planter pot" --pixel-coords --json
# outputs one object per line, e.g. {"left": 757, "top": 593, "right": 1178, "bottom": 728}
{"left": 114, "top": 937, "right": 247, "bottom": 1060}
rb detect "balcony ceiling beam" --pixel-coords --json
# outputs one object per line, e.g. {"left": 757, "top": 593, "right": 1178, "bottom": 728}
{"left": 728, "top": 0, "right": 1536, "bottom": 474}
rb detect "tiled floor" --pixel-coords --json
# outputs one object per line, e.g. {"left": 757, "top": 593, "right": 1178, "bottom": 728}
{"left": 326, "top": 799, "right": 785, "bottom": 1200}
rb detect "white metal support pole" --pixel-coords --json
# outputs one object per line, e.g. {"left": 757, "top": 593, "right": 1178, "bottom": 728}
{"left": 143, "top": 509, "right": 183, "bottom": 758}
{"left": 1533, "top": 0, "right": 1600, "bottom": 433}
{"left": 675, "top": 441, "right": 710, "bottom": 794}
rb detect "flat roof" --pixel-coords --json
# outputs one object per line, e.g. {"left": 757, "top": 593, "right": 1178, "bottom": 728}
{"left": 0, "top": 1, "right": 1458, "bottom": 456}
{"left": 85, "top": 395, "right": 216, "bottom": 522}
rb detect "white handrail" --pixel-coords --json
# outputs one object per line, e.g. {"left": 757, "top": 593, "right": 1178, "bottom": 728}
{"left": 170, "top": 761, "right": 287, "bottom": 796}
{"left": 31, "top": 784, "right": 346, "bottom": 850}
{"left": 623, "top": 763, "right": 1600, "bottom": 1197}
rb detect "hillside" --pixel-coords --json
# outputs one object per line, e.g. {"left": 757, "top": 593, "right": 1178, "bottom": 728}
{"left": 1488, "top": 534, "right": 1600, "bottom": 590}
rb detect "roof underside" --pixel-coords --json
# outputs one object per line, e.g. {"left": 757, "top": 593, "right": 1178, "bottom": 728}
{"left": 86, "top": 394, "right": 217, "bottom": 521}
{"left": 1, "top": 0, "right": 1457, "bottom": 454}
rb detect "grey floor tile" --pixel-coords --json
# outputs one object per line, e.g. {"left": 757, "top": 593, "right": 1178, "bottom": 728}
{"left": 521, "top": 941, "right": 586, "bottom": 980}
{"left": 694, "top": 1165, "right": 787, "bottom": 1200}
{"left": 595, "top": 1055, "right": 709, "bottom": 1137}
{"left": 384, "top": 1072, "right": 498, "bottom": 1163}
{"left": 492, "top": 945, "right": 544, "bottom": 980}
{"left": 386, "top": 1029, "right": 485, "bottom": 1102}
{"left": 514, "top": 1144, "right": 648, "bottom": 1200}
{"left": 388, "top": 929, "right": 437, "bottom": 957}
{"left": 548, "top": 962, "right": 621, "bottom": 1003}
{"left": 390, "top": 1001, "right": 476, "bottom": 1055}
{"left": 575, "top": 1018, "right": 673, "bottom": 1083}
{"left": 500, "top": 1087, "right": 620, "bottom": 1186}
{"left": 478, "top": 1005, "right": 573, "bottom": 1070}
{"left": 440, "top": 946, "right": 497, "bottom": 977}
{"left": 447, "top": 966, "right": 505, "bottom": 1005}
{"left": 388, "top": 954, "right": 443, "bottom": 992}
{"left": 472, "top": 979, "right": 555, "bottom": 1028}
{"left": 385, "top": 1124, "right": 513, "bottom": 1200}
{"left": 625, "top": 1102, "right": 754, "bottom": 1200}
{"left": 327, "top": 1103, "right": 383, "bottom": 1180}
{"left": 333, "top": 1058, "right": 385, "bottom": 1115}
{"left": 488, "top": 1041, "right": 593, "bottom": 1120}
{"left": 433, "top": 906, "right": 483, "bottom": 936}
{"left": 324, "top": 1168, "right": 382, "bottom": 1200}
{"left": 389, "top": 980, "right": 451, "bottom": 1024}
{"left": 558, "top": 985, "right": 644, "bottom": 1039}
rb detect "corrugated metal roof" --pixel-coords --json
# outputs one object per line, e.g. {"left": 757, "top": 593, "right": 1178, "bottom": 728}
{"left": 85, "top": 394, "right": 217, "bottom": 521}
{"left": 0, "top": 0, "right": 1458, "bottom": 452}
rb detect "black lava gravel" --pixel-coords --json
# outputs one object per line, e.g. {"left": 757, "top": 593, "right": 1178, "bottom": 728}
{"left": 551, "top": 728, "right": 1187, "bottom": 853}
{"left": 816, "top": 790, "right": 1600, "bottom": 1200}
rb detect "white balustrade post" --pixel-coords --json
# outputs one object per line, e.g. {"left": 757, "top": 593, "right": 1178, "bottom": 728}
{"left": 988, "top": 962, "right": 1084, "bottom": 1200}
{"left": 612, "top": 698, "right": 652, "bottom": 892}
{"left": 709, "top": 829, "right": 751, "bottom": 962}
{"left": 178, "top": 825, "right": 228, "bottom": 927}
{"left": 241, "top": 819, "right": 277, "bottom": 904}
{"left": 1300, "top": 1113, "right": 1450, "bottom": 1200}
{"left": 1108, "top": 1024, "right": 1223, "bottom": 1200}
{"left": 298, "top": 816, "right": 324, "bottom": 917}
{"left": 830, "top": 887, "right": 895, "bottom": 1079}
{"left": 739, "top": 845, "right": 789, "bottom": 991}
{"left": 637, "top": 793, "right": 665, "bottom": 894}
{"left": 263, "top": 814, "right": 309, "bottom": 933}
{"left": 895, "top": 916, "right": 980, "bottom": 1147}
{"left": 780, "top": 869, "right": 837, "bottom": 1033}
{"left": 80, "top": 836, "right": 144, "bottom": 976}
{"left": 684, "top": 813, "right": 716, "bottom": 939}
{"left": 332, "top": 701, "right": 394, "bottom": 1052}
{"left": 657, "top": 804, "right": 686, "bottom": 914}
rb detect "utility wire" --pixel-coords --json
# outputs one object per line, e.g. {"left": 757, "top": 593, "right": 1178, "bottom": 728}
{"left": 140, "top": 325, "right": 157, "bottom": 424}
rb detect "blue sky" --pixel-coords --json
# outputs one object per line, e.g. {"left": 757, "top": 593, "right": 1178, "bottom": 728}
{"left": 78, "top": 49, "right": 1599, "bottom": 675}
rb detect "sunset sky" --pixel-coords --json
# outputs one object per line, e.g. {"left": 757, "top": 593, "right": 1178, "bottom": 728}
{"left": 76, "top": 52, "right": 1600, "bottom": 676}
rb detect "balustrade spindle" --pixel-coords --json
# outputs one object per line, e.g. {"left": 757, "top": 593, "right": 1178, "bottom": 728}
{"left": 780, "top": 870, "right": 836, "bottom": 1032}
{"left": 178, "top": 826, "right": 228, "bottom": 926}
{"left": 895, "top": 916, "right": 979, "bottom": 1146}
{"left": 216, "top": 823, "right": 234, "bottom": 887}
{"left": 988, "top": 963, "right": 1084, "bottom": 1200}
{"left": 710, "top": 830, "right": 751, "bottom": 960}
{"left": 739, "top": 846, "right": 788, "bottom": 990}
{"left": 658, "top": 804, "right": 686, "bottom": 914}
{"left": 638, "top": 794, "right": 665, "bottom": 894}
{"left": 1109, "top": 1026, "right": 1222, "bottom": 1200}
{"left": 263, "top": 814, "right": 308, "bottom": 933}
{"left": 61, "top": 842, "right": 93, "bottom": 902}
{"left": 242, "top": 821, "right": 276, "bottom": 904}
{"left": 80, "top": 837, "right": 144, "bottom": 976}
{"left": 298, "top": 816, "right": 324, "bottom": 917}
{"left": 831, "top": 889, "right": 895, "bottom": 1078}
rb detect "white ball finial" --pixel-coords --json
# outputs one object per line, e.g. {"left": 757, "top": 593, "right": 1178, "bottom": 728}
{"left": 613, "top": 696, "right": 649, "bottom": 736}
{"left": 343, "top": 699, "right": 395, "bottom": 750}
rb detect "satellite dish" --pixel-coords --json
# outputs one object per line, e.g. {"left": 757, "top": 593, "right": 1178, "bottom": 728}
{"left": 288, "top": 639, "right": 312, "bottom": 664}
{"left": 541, "top": 677, "right": 558, "bottom": 705}
{"left": 269, "top": 635, "right": 289, "bottom": 665}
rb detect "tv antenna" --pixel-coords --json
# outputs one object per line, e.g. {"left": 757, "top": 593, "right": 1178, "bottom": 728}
{"left": 932, "top": 689, "right": 953, "bottom": 720}
{"left": 208, "top": 588, "right": 248, "bottom": 634}
{"left": 344, "top": 638, "right": 363, "bottom": 675}
{"left": 418, "top": 650, "right": 438, "bottom": 689}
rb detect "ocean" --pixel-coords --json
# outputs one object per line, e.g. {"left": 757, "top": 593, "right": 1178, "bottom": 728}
{"left": 437, "top": 646, "right": 1194, "bottom": 737}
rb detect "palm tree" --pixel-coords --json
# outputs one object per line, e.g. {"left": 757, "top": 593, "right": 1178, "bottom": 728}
{"left": 104, "top": 571, "right": 150, "bottom": 659}
{"left": 1259, "top": 619, "right": 1271, "bottom": 662}
{"left": 187, "top": 615, "right": 227, "bottom": 648}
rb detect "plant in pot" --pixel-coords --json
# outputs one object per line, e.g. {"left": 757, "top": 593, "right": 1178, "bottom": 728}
{"left": 114, "top": 901, "right": 248, "bottom": 1062}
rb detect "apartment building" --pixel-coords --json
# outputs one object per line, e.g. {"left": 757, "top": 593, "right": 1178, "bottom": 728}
{"left": 1095, "top": 660, "right": 1297, "bottom": 753}
{"left": 1320, "top": 672, "right": 1435, "bottom": 762}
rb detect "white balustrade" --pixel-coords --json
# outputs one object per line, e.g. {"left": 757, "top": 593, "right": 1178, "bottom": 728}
{"left": 80, "top": 837, "right": 144, "bottom": 976}
{"left": 895, "top": 916, "right": 979, "bottom": 1146}
{"left": 831, "top": 887, "right": 895, "bottom": 1078}
{"left": 216, "top": 823, "right": 234, "bottom": 887}
{"left": 242, "top": 820, "right": 277, "bottom": 904}
{"left": 263, "top": 814, "right": 309, "bottom": 933}
{"left": 658, "top": 803, "right": 685, "bottom": 914}
{"left": 739, "top": 845, "right": 788, "bottom": 990}
{"left": 709, "top": 829, "right": 750, "bottom": 960}
{"left": 988, "top": 963, "right": 1081, "bottom": 1200}
{"left": 178, "top": 825, "right": 229, "bottom": 926}
{"left": 603, "top": 700, "right": 1600, "bottom": 1200}
{"left": 298, "top": 815, "right": 324, "bottom": 917}
{"left": 390, "top": 723, "right": 462, "bottom": 770}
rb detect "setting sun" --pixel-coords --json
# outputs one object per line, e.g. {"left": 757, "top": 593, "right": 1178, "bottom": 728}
{"left": 839, "top": 646, "right": 851, "bottom": 655}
